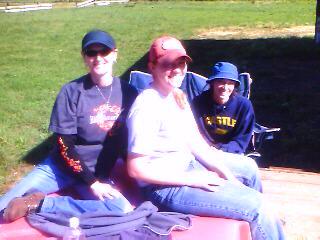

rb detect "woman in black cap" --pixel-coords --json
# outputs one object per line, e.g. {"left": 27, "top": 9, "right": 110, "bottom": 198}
{"left": 0, "top": 29, "right": 138, "bottom": 215}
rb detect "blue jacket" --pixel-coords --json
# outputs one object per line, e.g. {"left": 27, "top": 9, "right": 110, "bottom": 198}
{"left": 192, "top": 90, "right": 255, "bottom": 154}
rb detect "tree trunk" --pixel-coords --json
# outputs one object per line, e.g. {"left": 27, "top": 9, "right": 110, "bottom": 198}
{"left": 316, "top": 0, "right": 320, "bottom": 44}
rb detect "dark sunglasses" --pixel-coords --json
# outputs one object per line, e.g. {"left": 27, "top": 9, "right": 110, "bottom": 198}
{"left": 84, "top": 48, "right": 111, "bottom": 57}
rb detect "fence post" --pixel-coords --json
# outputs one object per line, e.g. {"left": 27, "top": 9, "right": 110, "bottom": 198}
{"left": 316, "top": 0, "right": 320, "bottom": 44}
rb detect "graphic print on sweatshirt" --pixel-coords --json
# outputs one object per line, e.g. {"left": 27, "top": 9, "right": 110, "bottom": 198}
{"left": 204, "top": 115, "right": 237, "bottom": 135}
{"left": 90, "top": 103, "right": 122, "bottom": 132}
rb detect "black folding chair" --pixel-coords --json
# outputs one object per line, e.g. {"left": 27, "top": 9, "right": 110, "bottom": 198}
{"left": 238, "top": 73, "right": 280, "bottom": 159}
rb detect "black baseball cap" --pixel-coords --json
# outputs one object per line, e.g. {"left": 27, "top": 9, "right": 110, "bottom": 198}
{"left": 81, "top": 30, "right": 116, "bottom": 51}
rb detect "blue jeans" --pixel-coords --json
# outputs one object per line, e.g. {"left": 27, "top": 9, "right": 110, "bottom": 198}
{"left": 40, "top": 194, "right": 133, "bottom": 215}
{"left": 221, "top": 153, "right": 263, "bottom": 192}
{"left": 1, "top": 156, "right": 103, "bottom": 211}
{"left": 142, "top": 159, "right": 284, "bottom": 240}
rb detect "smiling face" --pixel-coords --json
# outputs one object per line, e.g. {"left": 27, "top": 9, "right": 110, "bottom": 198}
{"left": 83, "top": 44, "right": 117, "bottom": 79}
{"left": 211, "top": 78, "right": 236, "bottom": 104}
{"left": 150, "top": 57, "right": 187, "bottom": 95}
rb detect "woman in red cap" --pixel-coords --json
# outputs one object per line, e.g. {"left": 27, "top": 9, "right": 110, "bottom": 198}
{"left": 0, "top": 29, "right": 138, "bottom": 215}
{"left": 126, "top": 36, "right": 284, "bottom": 240}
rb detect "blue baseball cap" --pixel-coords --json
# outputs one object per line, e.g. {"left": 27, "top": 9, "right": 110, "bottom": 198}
{"left": 81, "top": 30, "right": 116, "bottom": 51}
{"left": 207, "top": 62, "right": 240, "bottom": 85}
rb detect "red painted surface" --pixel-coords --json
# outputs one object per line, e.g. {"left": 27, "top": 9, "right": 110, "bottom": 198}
{"left": 0, "top": 214, "right": 251, "bottom": 240}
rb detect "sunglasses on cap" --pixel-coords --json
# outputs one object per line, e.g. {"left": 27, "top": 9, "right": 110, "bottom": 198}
{"left": 84, "top": 48, "right": 112, "bottom": 57}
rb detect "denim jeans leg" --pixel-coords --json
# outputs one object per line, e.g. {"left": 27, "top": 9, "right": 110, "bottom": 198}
{"left": 143, "top": 180, "right": 284, "bottom": 240}
{"left": 40, "top": 193, "right": 133, "bottom": 216}
{"left": 218, "top": 152, "right": 263, "bottom": 192}
{"left": 0, "top": 156, "right": 76, "bottom": 211}
{"left": 73, "top": 180, "right": 134, "bottom": 213}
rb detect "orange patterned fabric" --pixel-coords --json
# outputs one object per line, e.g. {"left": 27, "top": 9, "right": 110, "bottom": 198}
{"left": 58, "top": 137, "right": 83, "bottom": 173}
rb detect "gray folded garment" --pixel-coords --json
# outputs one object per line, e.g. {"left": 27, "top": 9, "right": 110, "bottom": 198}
{"left": 27, "top": 201, "right": 192, "bottom": 240}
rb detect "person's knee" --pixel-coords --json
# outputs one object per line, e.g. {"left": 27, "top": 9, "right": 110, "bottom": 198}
{"left": 242, "top": 156, "right": 259, "bottom": 175}
{"left": 226, "top": 154, "right": 259, "bottom": 176}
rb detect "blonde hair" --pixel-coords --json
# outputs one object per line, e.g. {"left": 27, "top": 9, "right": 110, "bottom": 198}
{"left": 172, "top": 88, "right": 187, "bottom": 110}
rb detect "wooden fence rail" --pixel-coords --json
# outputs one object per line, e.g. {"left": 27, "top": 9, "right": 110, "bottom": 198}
{"left": 1, "top": 3, "right": 52, "bottom": 12}
{"left": 0, "top": 0, "right": 129, "bottom": 12}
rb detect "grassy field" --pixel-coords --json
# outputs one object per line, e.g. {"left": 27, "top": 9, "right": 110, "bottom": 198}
{"left": 0, "top": 0, "right": 318, "bottom": 193}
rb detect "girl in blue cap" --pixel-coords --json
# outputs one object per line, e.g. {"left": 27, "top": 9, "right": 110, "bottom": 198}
{"left": 0, "top": 30, "right": 138, "bottom": 216}
{"left": 192, "top": 62, "right": 255, "bottom": 154}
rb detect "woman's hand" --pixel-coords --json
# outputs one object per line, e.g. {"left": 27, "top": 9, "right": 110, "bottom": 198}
{"left": 188, "top": 171, "right": 226, "bottom": 192}
{"left": 90, "top": 181, "right": 121, "bottom": 200}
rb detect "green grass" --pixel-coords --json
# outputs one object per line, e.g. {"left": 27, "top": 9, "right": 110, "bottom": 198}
{"left": 0, "top": 0, "right": 316, "bottom": 192}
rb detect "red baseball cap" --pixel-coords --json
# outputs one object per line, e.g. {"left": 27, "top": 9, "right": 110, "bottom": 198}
{"left": 148, "top": 36, "right": 192, "bottom": 65}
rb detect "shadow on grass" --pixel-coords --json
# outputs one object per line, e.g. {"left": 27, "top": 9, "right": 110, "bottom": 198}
{"left": 22, "top": 135, "right": 55, "bottom": 165}
{"left": 23, "top": 36, "right": 320, "bottom": 172}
